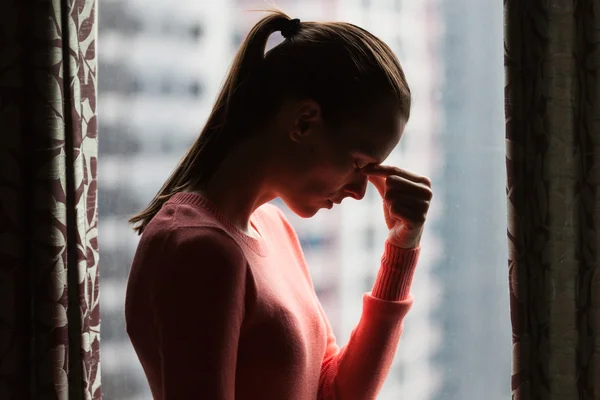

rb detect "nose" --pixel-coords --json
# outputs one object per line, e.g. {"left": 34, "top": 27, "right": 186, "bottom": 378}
{"left": 344, "top": 173, "right": 368, "bottom": 201}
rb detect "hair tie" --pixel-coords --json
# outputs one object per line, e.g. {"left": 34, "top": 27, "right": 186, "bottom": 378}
{"left": 281, "top": 18, "right": 301, "bottom": 39}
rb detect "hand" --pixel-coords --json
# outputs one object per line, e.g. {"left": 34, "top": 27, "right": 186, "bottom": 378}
{"left": 362, "top": 164, "right": 433, "bottom": 249}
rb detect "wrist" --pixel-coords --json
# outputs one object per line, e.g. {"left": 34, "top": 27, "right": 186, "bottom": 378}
{"left": 372, "top": 241, "right": 420, "bottom": 301}
{"left": 381, "top": 240, "right": 421, "bottom": 267}
{"left": 388, "top": 229, "right": 422, "bottom": 249}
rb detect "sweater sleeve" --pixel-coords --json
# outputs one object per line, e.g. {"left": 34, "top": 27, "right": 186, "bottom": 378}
{"left": 317, "top": 240, "right": 420, "bottom": 400}
{"left": 152, "top": 227, "right": 248, "bottom": 400}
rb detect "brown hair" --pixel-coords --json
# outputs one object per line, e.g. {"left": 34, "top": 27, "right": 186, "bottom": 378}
{"left": 129, "top": 10, "right": 411, "bottom": 234}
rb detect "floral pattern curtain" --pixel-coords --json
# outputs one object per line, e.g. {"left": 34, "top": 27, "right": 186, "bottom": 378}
{"left": 0, "top": 0, "right": 100, "bottom": 399}
{"left": 505, "top": 0, "right": 600, "bottom": 398}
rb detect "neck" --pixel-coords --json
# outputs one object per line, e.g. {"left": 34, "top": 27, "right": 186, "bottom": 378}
{"left": 190, "top": 138, "right": 278, "bottom": 237}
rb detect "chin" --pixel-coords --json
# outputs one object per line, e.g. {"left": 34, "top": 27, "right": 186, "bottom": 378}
{"left": 282, "top": 199, "right": 322, "bottom": 218}
{"left": 289, "top": 205, "right": 320, "bottom": 219}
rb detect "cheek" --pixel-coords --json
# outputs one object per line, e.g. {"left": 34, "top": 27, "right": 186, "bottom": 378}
{"left": 303, "top": 162, "right": 353, "bottom": 194}
{"left": 298, "top": 140, "right": 354, "bottom": 195}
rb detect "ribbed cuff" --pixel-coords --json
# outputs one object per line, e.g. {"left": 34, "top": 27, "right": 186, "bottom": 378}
{"left": 371, "top": 241, "right": 420, "bottom": 301}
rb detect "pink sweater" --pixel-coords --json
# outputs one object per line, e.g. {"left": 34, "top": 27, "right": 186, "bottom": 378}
{"left": 125, "top": 192, "right": 419, "bottom": 400}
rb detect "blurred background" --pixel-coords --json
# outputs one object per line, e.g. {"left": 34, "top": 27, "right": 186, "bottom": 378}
{"left": 97, "top": 0, "right": 509, "bottom": 399}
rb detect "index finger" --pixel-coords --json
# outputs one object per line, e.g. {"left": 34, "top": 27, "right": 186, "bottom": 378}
{"left": 362, "top": 164, "right": 431, "bottom": 186}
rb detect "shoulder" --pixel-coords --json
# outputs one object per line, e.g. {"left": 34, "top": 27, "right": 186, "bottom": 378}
{"left": 147, "top": 226, "right": 251, "bottom": 320}
{"left": 148, "top": 225, "right": 250, "bottom": 306}
{"left": 142, "top": 221, "right": 248, "bottom": 283}
{"left": 165, "top": 226, "right": 247, "bottom": 269}
{"left": 141, "top": 200, "right": 246, "bottom": 264}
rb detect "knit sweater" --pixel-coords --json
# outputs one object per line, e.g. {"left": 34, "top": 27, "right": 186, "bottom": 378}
{"left": 125, "top": 192, "right": 419, "bottom": 400}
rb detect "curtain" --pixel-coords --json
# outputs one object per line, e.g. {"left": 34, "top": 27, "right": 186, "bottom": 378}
{"left": 0, "top": 0, "right": 100, "bottom": 399}
{"left": 505, "top": 0, "right": 600, "bottom": 398}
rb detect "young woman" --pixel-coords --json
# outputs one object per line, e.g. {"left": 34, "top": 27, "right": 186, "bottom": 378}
{"left": 125, "top": 11, "right": 432, "bottom": 400}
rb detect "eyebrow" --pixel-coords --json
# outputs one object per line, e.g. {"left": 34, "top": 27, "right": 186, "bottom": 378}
{"left": 358, "top": 150, "right": 381, "bottom": 164}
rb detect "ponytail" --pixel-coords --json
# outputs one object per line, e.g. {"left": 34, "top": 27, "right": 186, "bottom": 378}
{"left": 129, "top": 10, "right": 295, "bottom": 235}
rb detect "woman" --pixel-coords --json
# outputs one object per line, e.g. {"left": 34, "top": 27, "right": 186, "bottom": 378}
{"left": 125, "top": 10, "right": 432, "bottom": 400}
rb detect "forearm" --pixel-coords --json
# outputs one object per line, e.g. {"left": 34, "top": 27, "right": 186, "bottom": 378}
{"left": 371, "top": 241, "right": 420, "bottom": 301}
{"left": 329, "top": 295, "right": 413, "bottom": 400}
{"left": 319, "top": 242, "right": 419, "bottom": 399}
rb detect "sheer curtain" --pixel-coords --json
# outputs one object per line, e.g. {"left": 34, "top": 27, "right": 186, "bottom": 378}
{"left": 505, "top": 0, "right": 600, "bottom": 397}
{"left": 0, "top": 0, "right": 100, "bottom": 399}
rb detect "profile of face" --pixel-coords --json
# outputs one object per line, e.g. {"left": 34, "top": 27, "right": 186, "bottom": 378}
{"left": 273, "top": 98, "right": 407, "bottom": 218}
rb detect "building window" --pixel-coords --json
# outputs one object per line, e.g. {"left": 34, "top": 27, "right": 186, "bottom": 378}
{"left": 160, "top": 80, "right": 172, "bottom": 94}
{"left": 189, "top": 24, "right": 203, "bottom": 40}
{"left": 98, "top": 124, "right": 141, "bottom": 155}
{"left": 189, "top": 81, "right": 203, "bottom": 97}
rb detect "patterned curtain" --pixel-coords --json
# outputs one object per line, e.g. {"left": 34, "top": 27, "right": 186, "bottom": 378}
{"left": 505, "top": 0, "right": 599, "bottom": 398}
{"left": 0, "top": 0, "right": 100, "bottom": 399}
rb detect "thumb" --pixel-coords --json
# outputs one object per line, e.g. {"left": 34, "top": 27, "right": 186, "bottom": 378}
{"left": 362, "top": 165, "right": 388, "bottom": 198}
{"left": 367, "top": 175, "right": 386, "bottom": 198}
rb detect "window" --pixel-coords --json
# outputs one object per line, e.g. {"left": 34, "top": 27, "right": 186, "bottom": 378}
{"left": 99, "top": 1, "right": 142, "bottom": 34}
{"left": 159, "top": 79, "right": 172, "bottom": 94}
{"left": 98, "top": 123, "right": 142, "bottom": 155}
{"left": 188, "top": 81, "right": 203, "bottom": 97}
{"left": 98, "top": 1, "right": 509, "bottom": 399}
{"left": 189, "top": 24, "right": 203, "bottom": 40}
{"left": 98, "top": 61, "right": 133, "bottom": 93}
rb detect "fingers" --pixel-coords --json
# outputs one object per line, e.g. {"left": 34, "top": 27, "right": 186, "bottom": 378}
{"left": 367, "top": 175, "right": 386, "bottom": 198}
{"left": 369, "top": 174, "right": 433, "bottom": 202}
{"left": 362, "top": 164, "right": 432, "bottom": 187}
{"left": 388, "top": 199, "right": 429, "bottom": 226}
{"left": 385, "top": 176, "right": 433, "bottom": 201}
{"left": 362, "top": 164, "right": 432, "bottom": 238}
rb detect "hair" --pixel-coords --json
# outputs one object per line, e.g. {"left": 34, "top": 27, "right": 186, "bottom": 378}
{"left": 129, "top": 10, "right": 411, "bottom": 235}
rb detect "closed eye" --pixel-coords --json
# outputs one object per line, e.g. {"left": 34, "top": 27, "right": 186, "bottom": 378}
{"left": 357, "top": 160, "right": 374, "bottom": 170}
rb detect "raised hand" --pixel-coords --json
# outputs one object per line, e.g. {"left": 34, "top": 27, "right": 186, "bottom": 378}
{"left": 362, "top": 164, "right": 433, "bottom": 249}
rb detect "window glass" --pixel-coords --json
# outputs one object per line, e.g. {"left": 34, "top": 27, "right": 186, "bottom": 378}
{"left": 98, "top": 1, "right": 509, "bottom": 399}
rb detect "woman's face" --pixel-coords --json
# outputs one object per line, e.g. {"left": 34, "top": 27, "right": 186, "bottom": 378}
{"left": 276, "top": 99, "right": 406, "bottom": 218}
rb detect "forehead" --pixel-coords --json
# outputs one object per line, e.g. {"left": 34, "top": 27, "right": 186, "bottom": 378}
{"left": 345, "top": 104, "right": 406, "bottom": 163}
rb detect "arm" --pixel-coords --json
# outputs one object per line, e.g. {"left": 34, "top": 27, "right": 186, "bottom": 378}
{"left": 318, "top": 241, "right": 420, "bottom": 400}
{"left": 152, "top": 227, "right": 248, "bottom": 399}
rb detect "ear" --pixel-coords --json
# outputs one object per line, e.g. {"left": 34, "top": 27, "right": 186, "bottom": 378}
{"left": 290, "top": 99, "right": 322, "bottom": 143}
